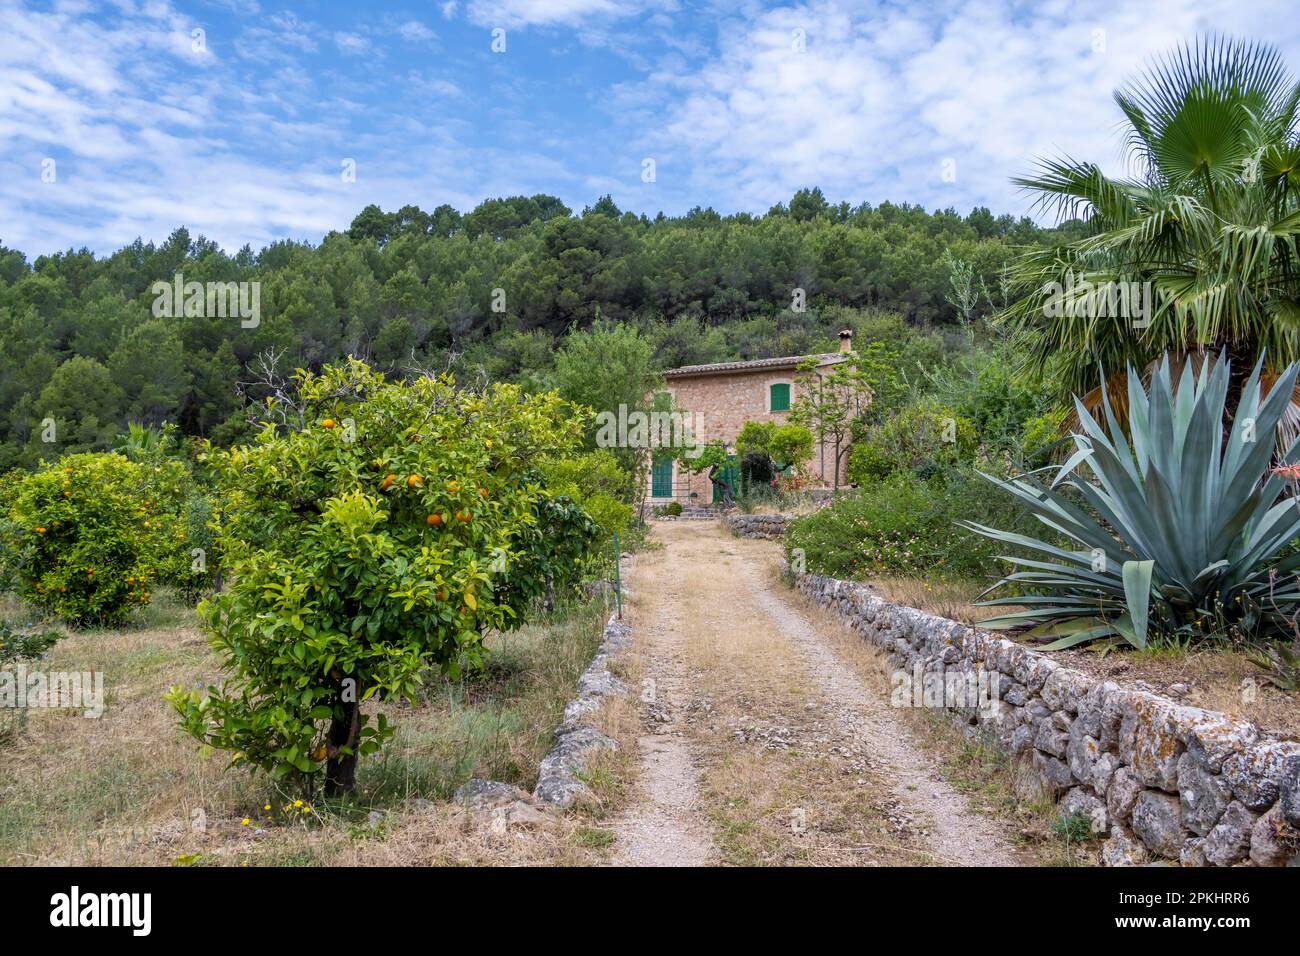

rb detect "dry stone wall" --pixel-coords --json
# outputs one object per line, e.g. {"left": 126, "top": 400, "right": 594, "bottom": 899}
{"left": 725, "top": 513, "right": 789, "bottom": 539}
{"left": 795, "top": 571, "right": 1300, "bottom": 866}
{"left": 533, "top": 611, "right": 630, "bottom": 809}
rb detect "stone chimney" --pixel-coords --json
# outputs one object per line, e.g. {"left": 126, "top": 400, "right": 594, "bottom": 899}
{"left": 838, "top": 329, "right": 852, "bottom": 353}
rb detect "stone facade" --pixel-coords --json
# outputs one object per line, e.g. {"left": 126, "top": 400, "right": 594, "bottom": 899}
{"left": 646, "top": 350, "right": 848, "bottom": 505}
{"left": 794, "top": 569, "right": 1300, "bottom": 866}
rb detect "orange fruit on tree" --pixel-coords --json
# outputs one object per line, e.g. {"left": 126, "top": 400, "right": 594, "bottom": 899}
{"left": 455, "top": 510, "right": 471, "bottom": 523}
{"left": 322, "top": 419, "right": 335, "bottom": 429}
{"left": 407, "top": 474, "right": 423, "bottom": 489}
{"left": 311, "top": 746, "right": 328, "bottom": 761}
{"left": 380, "top": 473, "right": 395, "bottom": 491}
{"left": 446, "top": 480, "right": 459, "bottom": 493}
{"left": 426, "top": 513, "right": 443, "bottom": 526}
{"left": 478, "top": 487, "right": 488, "bottom": 498}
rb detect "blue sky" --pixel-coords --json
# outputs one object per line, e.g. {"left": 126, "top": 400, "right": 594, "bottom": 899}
{"left": 3, "top": 0, "right": 1299, "bottom": 256}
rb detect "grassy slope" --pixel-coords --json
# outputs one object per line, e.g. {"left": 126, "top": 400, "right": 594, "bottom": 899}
{"left": 0, "top": 590, "right": 626, "bottom": 866}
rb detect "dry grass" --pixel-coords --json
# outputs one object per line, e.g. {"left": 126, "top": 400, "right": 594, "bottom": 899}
{"left": 740, "top": 494, "right": 825, "bottom": 518}
{"left": 0, "top": 589, "right": 632, "bottom": 866}
{"left": 866, "top": 575, "right": 989, "bottom": 624}
{"left": 1054, "top": 644, "right": 1300, "bottom": 739}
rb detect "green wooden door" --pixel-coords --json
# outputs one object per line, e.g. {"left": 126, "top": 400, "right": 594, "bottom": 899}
{"left": 651, "top": 455, "right": 673, "bottom": 498}
{"left": 713, "top": 462, "right": 738, "bottom": 503}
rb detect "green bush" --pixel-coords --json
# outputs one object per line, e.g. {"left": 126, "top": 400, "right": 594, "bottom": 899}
{"left": 1018, "top": 410, "right": 1066, "bottom": 467}
{"left": 665, "top": 501, "right": 683, "bottom": 516}
{"left": 735, "top": 420, "right": 814, "bottom": 470}
{"left": 3, "top": 453, "right": 185, "bottom": 625}
{"left": 785, "top": 470, "right": 1032, "bottom": 580}
{"left": 0, "top": 619, "right": 62, "bottom": 745}
{"left": 846, "top": 401, "right": 977, "bottom": 482}
{"left": 537, "top": 450, "right": 634, "bottom": 549}
{"left": 845, "top": 440, "right": 895, "bottom": 484}
{"left": 0, "top": 468, "right": 23, "bottom": 594}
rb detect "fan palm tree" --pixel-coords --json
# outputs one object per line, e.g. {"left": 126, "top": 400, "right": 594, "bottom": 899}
{"left": 114, "top": 422, "right": 169, "bottom": 462}
{"left": 1006, "top": 37, "right": 1300, "bottom": 418}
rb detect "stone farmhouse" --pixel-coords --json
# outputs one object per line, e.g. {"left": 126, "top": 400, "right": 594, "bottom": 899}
{"left": 646, "top": 330, "right": 854, "bottom": 506}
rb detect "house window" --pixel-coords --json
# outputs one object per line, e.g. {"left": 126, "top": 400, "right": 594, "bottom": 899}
{"left": 651, "top": 455, "right": 673, "bottom": 498}
{"left": 769, "top": 382, "right": 791, "bottom": 412}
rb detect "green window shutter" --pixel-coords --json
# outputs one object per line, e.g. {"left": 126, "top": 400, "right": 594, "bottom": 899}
{"left": 651, "top": 455, "right": 673, "bottom": 497}
{"left": 770, "top": 382, "right": 790, "bottom": 412}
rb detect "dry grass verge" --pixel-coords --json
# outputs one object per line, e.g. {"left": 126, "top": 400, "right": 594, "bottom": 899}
{"left": 866, "top": 575, "right": 988, "bottom": 624}
{"left": 0, "top": 590, "right": 634, "bottom": 866}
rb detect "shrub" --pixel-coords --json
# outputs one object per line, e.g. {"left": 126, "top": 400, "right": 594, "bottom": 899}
{"left": 493, "top": 493, "right": 601, "bottom": 611}
{"left": 0, "top": 619, "right": 60, "bottom": 663}
{"left": 0, "top": 468, "right": 23, "bottom": 594}
{"left": 112, "top": 424, "right": 218, "bottom": 600}
{"left": 1018, "top": 410, "right": 1066, "bottom": 467}
{"left": 735, "top": 420, "right": 814, "bottom": 470}
{"left": 785, "top": 470, "right": 1032, "bottom": 580}
{"left": 0, "top": 619, "right": 62, "bottom": 745}
{"left": 846, "top": 401, "right": 978, "bottom": 481}
{"left": 537, "top": 450, "right": 634, "bottom": 550}
{"left": 168, "top": 360, "right": 599, "bottom": 794}
{"left": 665, "top": 501, "right": 683, "bottom": 516}
{"left": 967, "top": 356, "right": 1300, "bottom": 649}
{"left": 845, "top": 440, "right": 895, "bottom": 484}
{"left": 3, "top": 453, "right": 183, "bottom": 625}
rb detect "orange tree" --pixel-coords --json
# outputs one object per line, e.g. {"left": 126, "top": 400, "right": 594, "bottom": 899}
{"left": 167, "top": 360, "right": 597, "bottom": 795}
{"left": 3, "top": 453, "right": 185, "bottom": 625}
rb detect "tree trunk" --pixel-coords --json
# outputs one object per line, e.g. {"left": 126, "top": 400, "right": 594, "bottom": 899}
{"left": 324, "top": 696, "right": 360, "bottom": 796}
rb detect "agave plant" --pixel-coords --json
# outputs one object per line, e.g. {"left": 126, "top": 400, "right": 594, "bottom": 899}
{"left": 964, "top": 353, "right": 1300, "bottom": 649}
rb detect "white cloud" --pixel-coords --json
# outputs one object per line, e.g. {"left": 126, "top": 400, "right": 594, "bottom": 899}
{"left": 333, "top": 32, "right": 373, "bottom": 56}
{"left": 465, "top": 0, "right": 646, "bottom": 29}
{"left": 0, "top": 0, "right": 587, "bottom": 254}
{"left": 232, "top": 14, "right": 318, "bottom": 60}
{"left": 632, "top": 0, "right": 1300, "bottom": 219}
{"left": 397, "top": 20, "right": 436, "bottom": 43}
{"left": 406, "top": 70, "right": 462, "bottom": 99}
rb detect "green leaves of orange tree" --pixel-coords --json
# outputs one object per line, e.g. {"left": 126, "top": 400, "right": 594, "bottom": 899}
{"left": 167, "top": 360, "right": 597, "bottom": 788}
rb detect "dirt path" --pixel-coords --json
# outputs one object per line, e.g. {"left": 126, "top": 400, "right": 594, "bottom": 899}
{"left": 605, "top": 578, "right": 716, "bottom": 866}
{"left": 607, "top": 519, "right": 1023, "bottom": 867}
